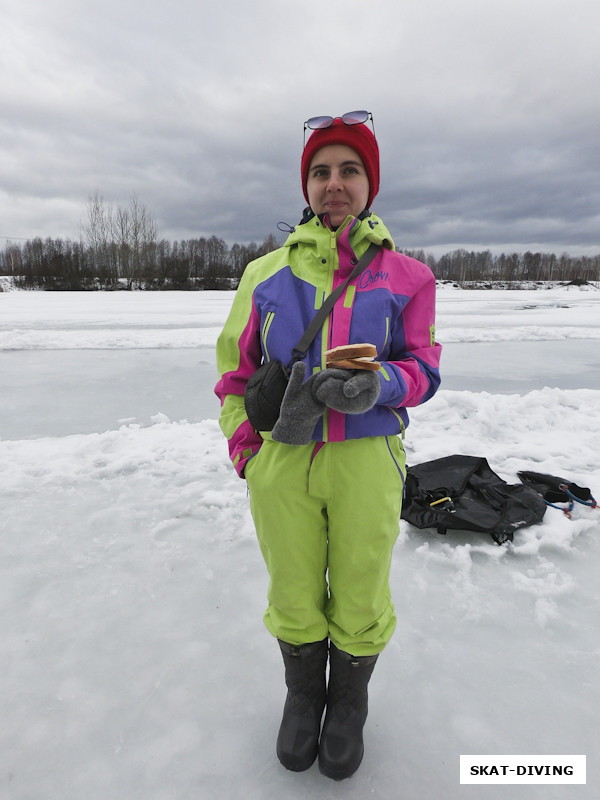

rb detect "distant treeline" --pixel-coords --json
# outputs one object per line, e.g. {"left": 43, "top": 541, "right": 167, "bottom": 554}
{"left": 1, "top": 194, "right": 280, "bottom": 291}
{"left": 1, "top": 233, "right": 281, "bottom": 291}
{"left": 3, "top": 239, "right": 598, "bottom": 291}
{"left": 401, "top": 248, "right": 600, "bottom": 286}
{"left": 1, "top": 194, "right": 598, "bottom": 289}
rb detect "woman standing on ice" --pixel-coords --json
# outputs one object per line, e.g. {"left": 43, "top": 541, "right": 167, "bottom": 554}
{"left": 215, "top": 111, "right": 441, "bottom": 780}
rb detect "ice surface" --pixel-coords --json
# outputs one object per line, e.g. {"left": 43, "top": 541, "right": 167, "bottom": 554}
{"left": 1, "top": 285, "right": 599, "bottom": 799}
{"left": 2, "top": 286, "right": 599, "bottom": 439}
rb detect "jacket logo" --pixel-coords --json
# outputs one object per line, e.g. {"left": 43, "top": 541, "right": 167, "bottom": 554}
{"left": 358, "top": 268, "right": 390, "bottom": 289}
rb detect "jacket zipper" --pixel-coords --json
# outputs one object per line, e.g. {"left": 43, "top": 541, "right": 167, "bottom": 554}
{"left": 261, "top": 311, "right": 275, "bottom": 361}
{"left": 383, "top": 315, "right": 390, "bottom": 351}
{"left": 322, "top": 229, "right": 339, "bottom": 440}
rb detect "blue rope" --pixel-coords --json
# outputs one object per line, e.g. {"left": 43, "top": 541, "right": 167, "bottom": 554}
{"left": 565, "top": 487, "right": 597, "bottom": 508}
{"left": 545, "top": 499, "right": 574, "bottom": 518}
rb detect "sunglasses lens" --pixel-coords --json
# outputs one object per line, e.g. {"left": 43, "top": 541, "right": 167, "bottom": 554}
{"left": 306, "top": 115, "right": 334, "bottom": 130}
{"left": 341, "top": 110, "right": 369, "bottom": 125}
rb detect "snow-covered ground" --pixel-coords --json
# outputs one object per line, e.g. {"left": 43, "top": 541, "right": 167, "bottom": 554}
{"left": 1, "top": 285, "right": 599, "bottom": 799}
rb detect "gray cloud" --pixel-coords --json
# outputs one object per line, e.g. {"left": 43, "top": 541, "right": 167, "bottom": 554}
{"left": 2, "top": 0, "right": 599, "bottom": 257}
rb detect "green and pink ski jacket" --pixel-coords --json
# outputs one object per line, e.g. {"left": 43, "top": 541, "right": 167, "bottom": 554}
{"left": 215, "top": 212, "right": 442, "bottom": 478}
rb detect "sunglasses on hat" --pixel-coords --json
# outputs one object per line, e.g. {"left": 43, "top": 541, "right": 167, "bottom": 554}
{"left": 303, "top": 110, "right": 375, "bottom": 146}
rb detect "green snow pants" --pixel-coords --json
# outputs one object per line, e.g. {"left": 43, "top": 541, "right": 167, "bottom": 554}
{"left": 245, "top": 435, "right": 406, "bottom": 656}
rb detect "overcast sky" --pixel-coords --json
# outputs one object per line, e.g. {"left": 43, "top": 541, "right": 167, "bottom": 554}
{"left": 2, "top": 0, "right": 599, "bottom": 256}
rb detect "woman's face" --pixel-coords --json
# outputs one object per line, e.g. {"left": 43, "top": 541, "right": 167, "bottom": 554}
{"left": 306, "top": 144, "right": 370, "bottom": 227}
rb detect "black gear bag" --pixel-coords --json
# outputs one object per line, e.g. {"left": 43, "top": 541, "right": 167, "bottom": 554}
{"left": 401, "top": 455, "right": 547, "bottom": 544}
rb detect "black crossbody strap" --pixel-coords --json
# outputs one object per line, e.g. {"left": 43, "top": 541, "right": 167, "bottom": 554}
{"left": 291, "top": 242, "right": 381, "bottom": 360}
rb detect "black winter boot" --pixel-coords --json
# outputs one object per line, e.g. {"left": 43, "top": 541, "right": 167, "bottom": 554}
{"left": 276, "top": 638, "right": 328, "bottom": 771}
{"left": 318, "top": 643, "right": 378, "bottom": 781}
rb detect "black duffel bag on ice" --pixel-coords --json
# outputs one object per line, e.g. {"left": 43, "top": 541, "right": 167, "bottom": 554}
{"left": 401, "top": 455, "right": 547, "bottom": 545}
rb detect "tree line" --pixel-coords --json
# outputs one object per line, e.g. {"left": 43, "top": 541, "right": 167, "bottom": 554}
{"left": 1, "top": 194, "right": 598, "bottom": 289}
{"left": 401, "top": 248, "right": 600, "bottom": 285}
{"left": 1, "top": 194, "right": 280, "bottom": 291}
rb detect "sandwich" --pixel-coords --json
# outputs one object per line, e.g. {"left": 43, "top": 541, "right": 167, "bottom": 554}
{"left": 325, "top": 342, "right": 380, "bottom": 371}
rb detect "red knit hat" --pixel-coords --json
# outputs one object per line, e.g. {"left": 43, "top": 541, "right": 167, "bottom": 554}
{"left": 301, "top": 118, "right": 380, "bottom": 210}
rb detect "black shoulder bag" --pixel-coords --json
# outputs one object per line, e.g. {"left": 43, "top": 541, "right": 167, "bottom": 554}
{"left": 244, "top": 242, "right": 381, "bottom": 431}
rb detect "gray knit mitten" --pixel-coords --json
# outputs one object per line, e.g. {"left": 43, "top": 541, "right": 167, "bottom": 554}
{"left": 313, "top": 368, "right": 381, "bottom": 414}
{"left": 271, "top": 362, "right": 326, "bottom": 445}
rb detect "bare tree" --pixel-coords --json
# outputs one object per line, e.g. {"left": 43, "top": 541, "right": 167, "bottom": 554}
{"left": 81, "top": 191, "right": 119, "bottom": 286}
{"left": 80, "top": 192, "right": 159, "bottom": 288}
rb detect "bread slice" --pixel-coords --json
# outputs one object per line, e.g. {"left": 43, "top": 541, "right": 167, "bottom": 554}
{"left": 326, "top": 358, "right": 381, "bottom": 371}
{"left": 325, "top": 343, "right": 377, "bottom": 361}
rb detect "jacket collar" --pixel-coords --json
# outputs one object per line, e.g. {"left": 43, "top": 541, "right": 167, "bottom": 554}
{"left": 284, "top": 211, "right": 395, "bottom": 252}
